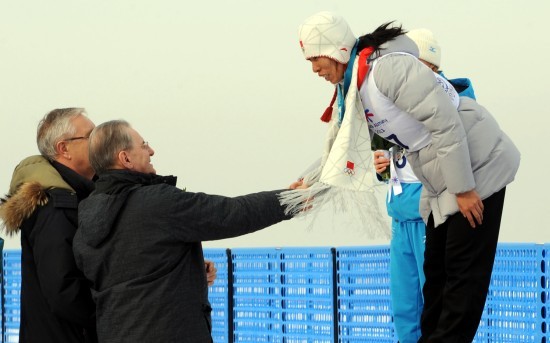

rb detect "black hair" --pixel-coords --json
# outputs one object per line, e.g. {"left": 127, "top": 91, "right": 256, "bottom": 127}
{"left": 356, "top": 21, "right": 406, "bottom": 52}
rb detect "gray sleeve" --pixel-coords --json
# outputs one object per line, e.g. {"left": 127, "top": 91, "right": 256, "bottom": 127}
{"left": 373, "top": 54, "right": 475, "bottom": 194}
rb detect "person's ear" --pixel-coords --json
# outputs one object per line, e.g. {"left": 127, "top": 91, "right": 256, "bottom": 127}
{"left": 118, "top": 150, "right": 132, "bottom": 169}
{"left": 55, "top": 140, "right": 71, "bottom": 160}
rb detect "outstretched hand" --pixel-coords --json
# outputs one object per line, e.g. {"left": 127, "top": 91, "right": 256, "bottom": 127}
{"left": 289, "top": 179, "right": 310, "bottom": 190}
{"left": 456, "top": 190, "right": 484, "bottom": 228}
{"left": 287, "top": 179, "right": 313, "bottom": 212}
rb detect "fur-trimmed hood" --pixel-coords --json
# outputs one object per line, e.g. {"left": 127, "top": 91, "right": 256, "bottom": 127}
{"left": 0, "top": 155, "right": 73, "bottom": 235}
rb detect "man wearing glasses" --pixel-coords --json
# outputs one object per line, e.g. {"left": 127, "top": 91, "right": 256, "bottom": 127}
{"left": 73, "top": 120, "right": 294, "bottom": 343}
{"left": 0, "top": 108, "right": 98, "bottom": 342}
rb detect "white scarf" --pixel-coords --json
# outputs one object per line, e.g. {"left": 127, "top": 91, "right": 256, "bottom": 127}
{"left": 279, "top": 60, "right": 390, "bottom": 239}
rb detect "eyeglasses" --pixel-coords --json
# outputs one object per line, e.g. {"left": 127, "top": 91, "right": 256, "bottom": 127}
{"left": 64, "top": 136, "right": 89, "bottom": 142}
{"left": 141, "top": 141, "right": 150, "bottom": 149}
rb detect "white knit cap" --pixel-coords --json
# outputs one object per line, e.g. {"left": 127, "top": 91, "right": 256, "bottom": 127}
{"left": 406, "top": 28, "right": 441, "bottom": 67}
{"left": 298, "top": 11, "right": 356, "bottom": 64}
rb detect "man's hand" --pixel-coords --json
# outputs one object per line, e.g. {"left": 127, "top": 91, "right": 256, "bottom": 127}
{"left": 456, "top": 190, "right": 484, "bottom": 228}
{"left": 205, "top": 260, "right": 217, "bottom": 286}
{"left": 288, "top": 179, "right": 313, "bottom": 212}
{"left": 289, "top": 179, "right": 310, "bottom": 190}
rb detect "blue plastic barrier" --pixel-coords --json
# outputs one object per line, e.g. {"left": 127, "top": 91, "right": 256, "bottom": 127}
{"left": 231, "top": 247, "right": 282, "bottom": 343}
{"left": 0, "top": 238, "right": 3, "bottom": 343}
{"left": 230, "top": 247, "right": 335, "bottom": 343}
{"left": 204, "top": 248, "right": 230, "bottom": 343}
{"left": 2, "top": 244, "right": 549, "bottom": 342}
{"left": 474, "top": 243, "right": 542, "bottom": 342}
{"left": 336, "top": 245, "right": 396, "bottom": 343}
{"left": 2, "top": 250, "right": 20, "bottom": 343}
{"left": 542, "top": 244, "right": 550, "bottom": 343}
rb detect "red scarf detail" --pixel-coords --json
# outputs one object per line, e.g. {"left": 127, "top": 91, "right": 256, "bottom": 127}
{"left": 357, "top": 46, "right": 375, "bottom": 88}
{"left": 320, "top": 89, "right": 338, "bottom": 123}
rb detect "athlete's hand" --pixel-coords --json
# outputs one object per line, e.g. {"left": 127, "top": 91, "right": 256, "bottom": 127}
{"left": 456, "top": 190, "right": 484, "bottom": 228}
{"left": 373, "top": 150, "right": 390, "bottom": 174}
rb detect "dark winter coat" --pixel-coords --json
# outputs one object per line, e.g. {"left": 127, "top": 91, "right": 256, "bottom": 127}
{"left": 73, "top": 170, "right": 291, "bottom": 343}
{"left": 0, "top": 155, "right": 97, "bottom": 343}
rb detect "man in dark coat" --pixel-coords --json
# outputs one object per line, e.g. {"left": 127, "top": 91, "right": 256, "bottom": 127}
{"left": 0, "top": 108, "right": 98, "bottom": 342}
{"left": 73, "top": 120, "right": 294, "bottom": 343}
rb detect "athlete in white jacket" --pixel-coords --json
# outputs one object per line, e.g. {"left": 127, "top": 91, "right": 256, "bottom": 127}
{"left": 296, "top": 12, "right": 520, "bottom": 342}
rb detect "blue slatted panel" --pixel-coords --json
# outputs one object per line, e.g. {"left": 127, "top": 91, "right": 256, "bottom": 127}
{"left": 542, "top": 244, "right": 550, "bottom": 343}
{"left": 2, "top": 250, "right": 21, "bottom": 343}
{"left": 231, "top": 247, "right": 283, "bottom": 342}
{"left": 0, "top": 241, "right": 2, "bottom": 343}
{"left": 1, "top": 244, "right": 549, "bottom": 342}
{"left": 335, "top": 246, "right": 396, "bottom": 343}
{"left": 279, "top": 247, "right": 334, "bottom": 343}
{"left": 231, "top": 247, "right": 334, "bottom": 343}
{"left": 204, "top": 248, "right": 230, "bottom": 343}
{"left": 473, "top": 243, "right": 543, "bottom": 343}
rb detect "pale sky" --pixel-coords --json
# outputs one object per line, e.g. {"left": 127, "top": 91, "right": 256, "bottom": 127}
{"left": 1, "top": 0, "right": 548, "bottom": 249}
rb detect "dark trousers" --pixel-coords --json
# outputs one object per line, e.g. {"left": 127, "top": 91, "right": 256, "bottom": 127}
{"left": 418, "top": 188, "right": 506, "bottom": 343}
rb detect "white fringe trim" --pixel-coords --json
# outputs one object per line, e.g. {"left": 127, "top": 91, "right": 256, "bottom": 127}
{"left": 279, "top": 182, "right": 391, "bottom": 239}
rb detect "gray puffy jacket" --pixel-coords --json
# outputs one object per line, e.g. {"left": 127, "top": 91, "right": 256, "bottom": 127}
{"left": 371, "top": 37, "right": 520, "bottom": 226}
